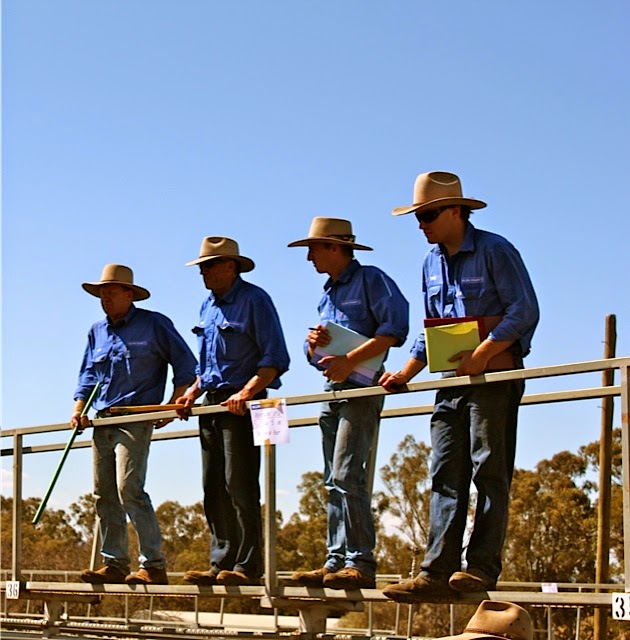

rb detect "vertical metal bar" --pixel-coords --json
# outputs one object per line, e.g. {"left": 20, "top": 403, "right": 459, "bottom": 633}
{"left": 594, "top": 314, "right": 616, "bottom": 640}
{"left": 264, "top": 441, "right": 277, "bottom": 593}
{"left": 621, "top": 362, "right": 630, "bottom": 591}
{"left": 89, "top": 517, "right": 101, "bottom": 570}
{"left": 12, "top": 433, "right": 23, "bottom": 581}
{"left": 366, "top": 421, "right": 380, "bottom": 496}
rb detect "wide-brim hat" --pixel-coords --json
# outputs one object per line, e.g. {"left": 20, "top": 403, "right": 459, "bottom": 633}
{"left": 392, "top": 171, "right": 487, "bottom": 216}
{"left": 287, "top": 216, "right": 373, "bottom": 250}
{"left": 185, "top": 236, "right": 255, "bottom": 272}
{"left": 82, "top": 264, "right": 150, "bottom": 301}
{"left": 439, "top": 600, "right": 533, "bottom": 640}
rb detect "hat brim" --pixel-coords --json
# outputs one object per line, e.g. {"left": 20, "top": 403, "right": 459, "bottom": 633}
{"left": 439, "top": 633, "right": 506, "bottom": 640}
{"left": 392, "top": 197, "right": 487, "bottom": 217}
{"left": 185, "top": 255, "right": 255, "bottom": 272}
{"left": 82, "top": 282, "right": 150, "bottom": 301}
{"left": 287, "top": 237, "right": 373, "bottom": 251}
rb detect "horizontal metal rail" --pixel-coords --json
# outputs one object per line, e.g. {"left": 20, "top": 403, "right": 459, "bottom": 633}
{"left": 2, "top": 355, "right": 629, "bottom": 636}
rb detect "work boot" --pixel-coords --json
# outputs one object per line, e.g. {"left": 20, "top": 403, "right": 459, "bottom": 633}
{"left": 216, "top": 570, "right": 260, "bottom": 586}
{"left": 448, "top": 569, "right": 496, "bottom": 593}
{"left": 183, "top": 569, "right": 219, "bottom": 586}
{"left": 382, "top": 572, "right": 455, "bottom": 604}
{"left": 80, "top": 565, "right": 128, "bottom": 584}
{"left": 323, "top": 567, "right": 376, "bottom": 590}
{"left": 125, "top": 567, "right": 169, "bottom": 585}
{"left": 291, "top": 567, "right": 333, "bottom": 587}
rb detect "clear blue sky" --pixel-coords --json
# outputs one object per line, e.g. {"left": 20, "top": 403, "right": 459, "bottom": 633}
{"left": 2, "top": 1, "right": 629, "bottom": 526}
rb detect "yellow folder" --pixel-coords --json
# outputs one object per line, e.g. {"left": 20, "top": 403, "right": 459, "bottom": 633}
{"left": 425, "top": 320, "right": 481, "bottom": 372}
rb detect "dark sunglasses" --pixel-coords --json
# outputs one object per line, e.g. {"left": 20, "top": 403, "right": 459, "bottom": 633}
{"left": 414, "top": 206, "right": 451, "bottom": 225}
{"left": 199, "top": 258, "right": 229, "bottom": 272}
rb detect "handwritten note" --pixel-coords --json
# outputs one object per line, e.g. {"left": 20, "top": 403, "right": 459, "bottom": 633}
{"left": 250, "top": 398, "right": 289, "bottom": 446}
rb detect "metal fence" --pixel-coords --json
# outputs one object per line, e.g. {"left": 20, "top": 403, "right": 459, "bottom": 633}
{"left": 3, "top": 357, "right": 630, "bottom": 615}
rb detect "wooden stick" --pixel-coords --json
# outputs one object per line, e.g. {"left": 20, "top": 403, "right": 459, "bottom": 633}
{"left": 106, "top": 403, "right": 198, "bottom": 414}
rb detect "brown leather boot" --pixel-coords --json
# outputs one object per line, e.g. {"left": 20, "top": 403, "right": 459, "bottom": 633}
{"left": 290, "top": 567, "right": 333, "bottom": 587}
{"left": 125, "top": 567, "right": 169, "bottom": 585}
{"left": 183, "top": 570, "right": 218, "bottom": 586}
{"left": 323, "top": 568, "right": 376, "bottom": 590}
{"left": 80, "top": 565, "right": 128, "bottom": 584}
{"left": 382, "top": 572, "right": 455, "bottom": 604}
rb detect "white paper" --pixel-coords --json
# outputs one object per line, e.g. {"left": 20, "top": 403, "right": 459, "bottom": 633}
{"left": 250, "top": 398, "right": 289, "bottom": 446}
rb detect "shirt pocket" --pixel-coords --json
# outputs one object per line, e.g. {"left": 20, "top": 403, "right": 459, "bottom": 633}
{"left": 217, "top": 320, "right": 249, "bottom": 362}
{"left": 336, "top": 299, "right": 368, "bottom": 324}
{"left": 457, "top": 279, "right": 485, "bottom": 316}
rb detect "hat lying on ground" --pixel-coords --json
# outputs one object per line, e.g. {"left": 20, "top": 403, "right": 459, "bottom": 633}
{"left": 82, "top": 264, "right": 150, "bottom": 301}
{"left": 185, "top": 236, "right": 255, "bottom": 272}
{"left": 392, "top": 171, "right": 487, "bottom": 216}
{"left": 438, "top": 600, "right": 533, "bottom": 640}
{"left": 288, "top": 216, "right": 373, "bottom": 250}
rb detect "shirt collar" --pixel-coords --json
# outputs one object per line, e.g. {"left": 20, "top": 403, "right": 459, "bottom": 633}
{"left": 324, "top": 258, "right": 361, "bottom": 291}
{"left": 437, "top": 222, "right": 476, "bottom": 256}
{"left": 107, "top": 303, "right": 137, "bottom": 327}
{"left": 211, "top": 275, "right": 244, "bottom": 304}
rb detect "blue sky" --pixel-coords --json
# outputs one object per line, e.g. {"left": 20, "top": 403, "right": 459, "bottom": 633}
{"left": 2, "top": 1, "right": 629, "bottom": 526}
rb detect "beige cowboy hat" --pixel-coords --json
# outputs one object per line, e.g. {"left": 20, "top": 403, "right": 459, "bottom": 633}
{"left": 185, "top": 236, "right": 255, "bottom": 272}
{"left": 82, "top": 264, "right": 150, "bottom": 301}
{"left": 392, "top": 171, "right": 487, "bottom": 216}
{"left": 438, "top": 600, "right": 533, "bottom": 640}
{"left": 287, "top": 217, "right": 373, "bottom": 250}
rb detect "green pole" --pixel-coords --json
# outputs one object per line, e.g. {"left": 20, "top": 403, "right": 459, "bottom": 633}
{"left": 32, "top": 382, "right": 100, "bottom": 525}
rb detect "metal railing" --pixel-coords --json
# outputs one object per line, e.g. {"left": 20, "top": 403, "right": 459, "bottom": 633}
{"left": 3, "top": 357, "right": 630, "bottom": 603}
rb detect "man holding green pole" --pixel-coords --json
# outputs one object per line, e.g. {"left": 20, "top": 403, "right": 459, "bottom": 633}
{"left": 72, "top": 264, "right": 197, "bottom": 585}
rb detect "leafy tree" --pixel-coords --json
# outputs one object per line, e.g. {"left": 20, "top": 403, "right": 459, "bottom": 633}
{"left": 374, "top": 434, "right": 432, "bottom": 551}
{"left": 580, "top": 427, "right": 624, "bottom": 577}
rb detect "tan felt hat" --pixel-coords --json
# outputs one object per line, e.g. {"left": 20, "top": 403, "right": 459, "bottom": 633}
{"left": 82, "top": 264, "right": 150, "bottom": 301}
{"left": 438, "top": 600, "right": 533, "bottom": 640}
{"left": 392, "top": 171, "right": 487, "bottom": 216}
{"left": 185, "top": 236, "right": 255, "bottom": 272}
{"left": 288, "top": 217, "right": 373, "bottom": 250}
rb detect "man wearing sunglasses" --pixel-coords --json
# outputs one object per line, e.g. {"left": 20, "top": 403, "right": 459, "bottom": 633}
{"left": 380, "top": 171, "right": 539, "bottom": 603}
{"left": 176, "top": 236, "right": 290, "bottom": 587}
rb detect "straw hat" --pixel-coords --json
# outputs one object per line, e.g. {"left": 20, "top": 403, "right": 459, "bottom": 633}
{"left": 287, "top": 217, "right": 373, "bottom": 250}
{"left": 392, "top": 171, "right": 487, "bottom": 216}
{"left": 438, "top": 600, "right": 533, "bottom": 640}
{"left": 82, "top": 264, "right": 150, "bottom": 301}
{"left": 185, "top": 236, "right": 255, "bottom": 272}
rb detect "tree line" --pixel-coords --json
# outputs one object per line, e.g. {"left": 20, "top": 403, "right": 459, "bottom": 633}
{"left": 2, "top": 429, "right": 626, "bottom": 639}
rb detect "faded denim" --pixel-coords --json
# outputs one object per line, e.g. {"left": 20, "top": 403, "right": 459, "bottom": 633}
{"left": 93, "top": 423, "right": 165, "bottom": 571}
{"left": 319, "top": 379, "right": 383, "bottom": 578}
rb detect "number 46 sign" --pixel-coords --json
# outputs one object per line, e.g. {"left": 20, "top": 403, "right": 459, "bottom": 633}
{"left": 612, "top": 593, "right": 630, "bottom": 620}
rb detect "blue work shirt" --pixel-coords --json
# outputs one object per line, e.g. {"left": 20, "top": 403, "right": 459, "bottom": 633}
{"left": 410, "top": 222, "right": 539, "bottom": 364}
{"left": 74, "top": 305, "right": 198, "bottom": 411}
{"left": 308, "top": 259, "right": 409, "bottom": 362}
{"left": 194, "top": 276, "right": 290, "bottom": 391}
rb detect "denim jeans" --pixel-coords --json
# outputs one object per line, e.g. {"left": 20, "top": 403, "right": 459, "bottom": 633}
{"left": 199, "top": 394, "right": 263, "bottom": 578}
{"left": 319, "top": 379, "right": 383, "bottom": 577}
{"left": 421, "top": 379, "right": 525, "bottom": 582}
{"left": 92, "top": 423, "right": 165, "bottom": 572}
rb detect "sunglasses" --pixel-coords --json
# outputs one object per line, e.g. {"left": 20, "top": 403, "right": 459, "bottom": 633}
{"left": 414, "top": 206, "right": 451, "bottom": 225}
{"left": 199, "top": 258, "right": 229, "bottom": 272}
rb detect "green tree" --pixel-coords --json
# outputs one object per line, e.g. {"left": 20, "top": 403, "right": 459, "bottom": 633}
{"left": 374, "top": 434, "right": 432, "bottom": 551}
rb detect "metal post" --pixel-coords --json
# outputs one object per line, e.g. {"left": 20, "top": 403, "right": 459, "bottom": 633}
{"left": 621, "top": 362, "right": 630, "bottom": 591}
{"left": 594, "top": 314, "right": 616, "bottom": 640}
{"left": 366, "top": 422, "right": 380, "bottom": 496}
{"left": 12, "top": 433, "right": 23, "bottom": 581}
{"left": 264, "top": 441, "right": 277, "bottom": 593}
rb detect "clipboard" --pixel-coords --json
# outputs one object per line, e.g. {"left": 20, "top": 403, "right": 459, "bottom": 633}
{"left": 424, "top": 315, "right": 515, "bottom": 373}
{"left": 312, "top": 321, "right": 385, "bottom": 386}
